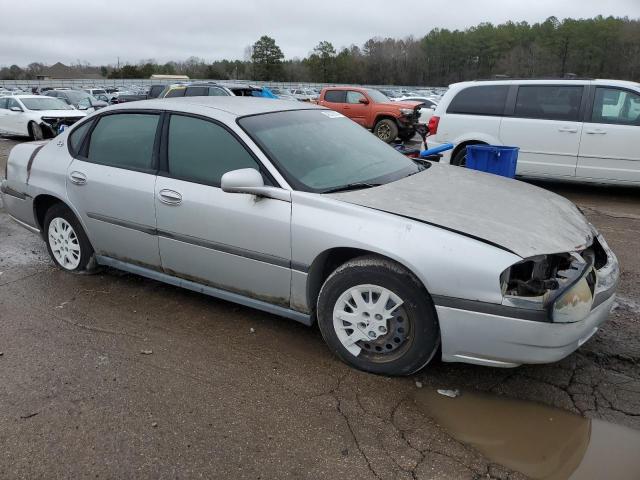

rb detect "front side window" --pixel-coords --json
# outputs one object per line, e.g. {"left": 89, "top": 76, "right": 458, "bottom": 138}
{"left": 0, "top": 98, "right": 8, "bottom": 109}
{"left": 447, "top": 85, "right": 509, "bottom": 116}
{"left": 514, "top": 85, "right": 583, "bottom": 121}
{"left": 166, "top": 88, "right": 185, "bottom": 98}
{"left": 208, "top": 87, "right": 229, "bottom": 96}
{"left": 87, "top": 114, "right": 159, "bottom": 170}
{"left": 239, "top": 110, "right": 422, "bottom": 192}
{"left": 324, "top": 90, "right": 346, "bottom": 103}
{"left": 592, "top": 88, "right": 640, "bottom": 125}
{"left": 346, "top": 91, "right": 366, "bottom": 104}
{"left": 167, "top": 115, "right": 260, "bottom": 186}
{"left": 7, "top": 98, "right": 20, "bottom": 110}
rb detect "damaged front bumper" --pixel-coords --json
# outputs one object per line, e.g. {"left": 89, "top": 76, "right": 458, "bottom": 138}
{"left": 437, "top": 231, "right": 620, "bottom": 367}
{"left": 39, "top": 116, "right": 84, "bottom": 136}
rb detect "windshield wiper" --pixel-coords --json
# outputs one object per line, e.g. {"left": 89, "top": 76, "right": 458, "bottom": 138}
{"left": 321, "top": 182, "right": 382, "bottom": 194}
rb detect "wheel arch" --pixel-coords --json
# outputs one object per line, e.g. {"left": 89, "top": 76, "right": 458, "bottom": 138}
{"left": 305, "top": 247, "right": 431, "bottom": 317}
{"left": 451, "top": 139, "right": 488, "bottom": 162}
{"left": 33, "top": 194, "right": 69, "bottom": 238}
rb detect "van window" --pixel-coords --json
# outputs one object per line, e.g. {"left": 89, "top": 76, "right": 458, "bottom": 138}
{"left": 166, "top": 88, "right": 185, "bottom": 98}
{"left": 591, "top": 88, "right": 640, "bottom": 126}
{"left": 185, "top": 86, "right": 208, "bottom": 97}
{"left": 514, "top": 86, "right": 583, "bottom": 121}
{"left": 324, "top": 90, "right": 346, "bottom": 103}
{"left": 447, "top": 85, "right": 508, "bottom": 116}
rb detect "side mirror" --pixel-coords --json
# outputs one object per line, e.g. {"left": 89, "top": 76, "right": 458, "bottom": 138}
{"left": 221, "top": 168, "right": 290, "bottom": 202}
{"left": 359, "top": 98, "right": 369, "bottom": 105}
{"left": 10, "top": 106, "right": 23, "bottom": 112}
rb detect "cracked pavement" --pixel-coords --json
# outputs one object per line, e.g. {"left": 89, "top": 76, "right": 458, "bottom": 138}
{"left": 1, "top": 137, "right": 639, "bottom": 479}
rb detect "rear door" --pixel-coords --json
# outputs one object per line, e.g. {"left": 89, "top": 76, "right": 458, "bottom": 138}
{"left": 66, "top": 111, "right": 162, "bottom": 268}
{"left": 577, "top": 86, "right": 640, "bottom": 183}
{"left": 500, "top": 84, "right": 584, "bottom": 178}
{"left": 343, "top": 91, "right": 369, "bottom": 126}
{"left": 154, "top": 113, "right": 292, "bottom": 305}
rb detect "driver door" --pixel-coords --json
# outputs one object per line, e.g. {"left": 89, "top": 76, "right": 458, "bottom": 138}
{"left": 343, "top": 91, "right": 369, "bottom": 126}
{"left": 154, "top": 113, "right": 292, "bottom": 306}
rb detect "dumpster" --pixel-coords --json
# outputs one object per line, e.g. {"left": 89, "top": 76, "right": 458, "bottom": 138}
{"left": 466, "top": 145, "right": 519, "bottom": 178}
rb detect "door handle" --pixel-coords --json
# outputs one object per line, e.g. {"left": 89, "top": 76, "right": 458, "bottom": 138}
{"left": 69, "top": 171, "right": 87, "bottom": 185}
{"left": 558, "top": 127, "right": 578, "bottom": 133}
{"left": 585, "top": 129, "right": 607, "bottom": 135}
{"left": 158, "top": 189, "right": 182, "bottom": 206}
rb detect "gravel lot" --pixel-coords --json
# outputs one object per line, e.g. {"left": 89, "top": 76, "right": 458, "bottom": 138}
{"left": 1, "top": 135, "right": 639, "bottom": 479}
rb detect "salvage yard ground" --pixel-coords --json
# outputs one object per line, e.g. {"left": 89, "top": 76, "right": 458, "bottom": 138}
{"left": 1, "top": 135, "right": 639, "bottom": 479}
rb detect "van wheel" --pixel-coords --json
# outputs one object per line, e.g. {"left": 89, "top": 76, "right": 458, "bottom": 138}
{"left": 29, "top": 122, "right": 44, "bottom": 141}
{"left": 451, "top": 147, "right": 468, "bottom": 167}
{"left": 317, "top": 255, "right": 440, "bottom": 376}
{"left": 373, "top": 119, "right": 399, "bottom": 143}
{"left": 44, "top": 203, "right": 97, "bottom": 274}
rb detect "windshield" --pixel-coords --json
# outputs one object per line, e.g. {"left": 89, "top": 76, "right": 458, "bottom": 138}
{"left": 64, "top": 90, "right": 93, "bottom": 103}
{"left": 239, "top": 110, "right": 422, "bottom": 192}
{"left": 20, "top": 97, "right": 73, "bottom": 111}
{"left": 365, "top": 89, "right": 390, "bottom": 103}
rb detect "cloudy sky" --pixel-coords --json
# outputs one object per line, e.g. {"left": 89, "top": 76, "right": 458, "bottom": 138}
{"left": 2, "top": 0, "right": 639, "bottom": 66}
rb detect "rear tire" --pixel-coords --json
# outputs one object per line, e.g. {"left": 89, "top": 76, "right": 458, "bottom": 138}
{"left": 317, "top": 255, "right": 440, "bottom": 376}
{"left": 29, "top": 122, "right": 44, "bottom": 141}
{"left": 373, "top": 119, "right": 399, "bottom": 143}
{"left": 451, "top": 146, "right": 468, "bottom": 167}
{"left": 44, "top": 203, "right": 97, "bottom": 274}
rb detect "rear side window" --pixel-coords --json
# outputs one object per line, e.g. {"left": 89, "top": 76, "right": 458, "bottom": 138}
{"left": 447, "top": 85, "right": 509, "bottom": 116}
{"left": 166, "top": 88, "right": 185, "bottom": 98}
{"left": 68, "top": 120, "right": 93, "bottom": 156}
{"left": 324, "top": 90, "right": 346, "bottom": 103}
{"left": 167, "top": 115, "right": 260, "bottom": 186}
{"left": 87, "top": 114, "right": 159, "bottom": 171}
{"left": 514, "top": 85, "right": 583, "bottom": 121}
{"left": 185, "top": 86, "right": 208, "bottom": 97}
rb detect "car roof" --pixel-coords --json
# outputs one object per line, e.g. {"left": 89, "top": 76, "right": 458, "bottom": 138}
{"left": 107, "top": 96, "right": 324, "bottom": 117}
{"left": 449, "top": 79, "right": 640, "bottom": 90}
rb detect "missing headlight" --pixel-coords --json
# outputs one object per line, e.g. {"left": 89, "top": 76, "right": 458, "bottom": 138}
{"left": 500, "top": 254, "right": 573, "bottom": 297}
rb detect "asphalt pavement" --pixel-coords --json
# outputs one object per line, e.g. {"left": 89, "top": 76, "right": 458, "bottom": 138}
{"left": 1, "top": 136, "right": 639, "bottom": 479}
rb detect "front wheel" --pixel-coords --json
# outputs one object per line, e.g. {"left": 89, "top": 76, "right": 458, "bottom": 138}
{"left": 317, "top": 256, "right": 440, "bottom": 375}
{"left": 29, "top": 122, "right": 44, "bottom": 141}
{"left": 373, "top": 119, "right": 399, "bottom": 143}
{"left": 44, "top": 203, "right": 97, "bottom": 273}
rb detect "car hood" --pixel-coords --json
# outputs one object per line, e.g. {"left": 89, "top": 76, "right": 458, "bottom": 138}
{"left": 35, "top": 110, "right": 86, "bottom": 118}
{"left": 389, "top": 101, "right": 422, "bottom": 109}
{"left": 328, "top": 163, "right": 593, "bottom": 258}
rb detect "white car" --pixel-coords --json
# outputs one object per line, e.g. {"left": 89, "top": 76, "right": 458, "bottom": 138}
{"left": 427, "top": 79, "right": 640, "bottom": 185}
{"left": 392, "top": 96, "right": 439, "bottom": 124}
{"left": 0, "top": 95, "right": 86, "bottom": 139}
{"left": 291, "top": 88, "right": 317, "bottom": 102}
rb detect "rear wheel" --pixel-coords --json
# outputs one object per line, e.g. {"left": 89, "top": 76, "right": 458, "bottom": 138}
{"left": 317, "top": 256, "right": 440, "bottom": 375}
{"left": 373, "top": 119, "right": 399, "bottom": 143}
{"left": 44, "top": 203, "right": 97, "bottom": 273}
{"left": 29, "top": 122, "right": 44, "bottom": 141}
{"left": 451, "top": 146, "right": 468, "bottom": 167}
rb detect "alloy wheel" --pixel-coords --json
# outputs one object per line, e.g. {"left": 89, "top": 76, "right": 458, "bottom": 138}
{"left": 48, "top": 217, "right": 81, "bottom": 270}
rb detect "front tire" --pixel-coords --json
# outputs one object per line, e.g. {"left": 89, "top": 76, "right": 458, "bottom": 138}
{"left": 29, "top": 122, "right": 44, "bottom": 141}
{"left": 373, "top": 119, "right": 399, "bottom": 143}
{"left": 317, "top": 256, "right": 440, "bottom": 375}
{"left": 44, "top": 203, "right": 97, "bottom": 273}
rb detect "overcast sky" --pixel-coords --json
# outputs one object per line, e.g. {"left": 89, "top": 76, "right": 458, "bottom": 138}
{"left": 2, "top": 0, "right": 639, "bottom": 66}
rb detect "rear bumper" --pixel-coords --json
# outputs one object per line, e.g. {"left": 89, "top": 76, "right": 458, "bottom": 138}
{"left": 438, "top": 293, "right": 615, "bottom": 367}
{"left": 1, "top": 178, "right": 38, "bottom": 232}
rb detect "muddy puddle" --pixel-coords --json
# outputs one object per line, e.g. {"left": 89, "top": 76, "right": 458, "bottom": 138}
{"left": 414, "top": 389, "right": 640, "bottom": 480}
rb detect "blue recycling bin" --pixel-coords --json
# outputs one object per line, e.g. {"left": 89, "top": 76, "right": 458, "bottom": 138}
{"left": 466, "top": 145, "right": 519, "bottom": 178}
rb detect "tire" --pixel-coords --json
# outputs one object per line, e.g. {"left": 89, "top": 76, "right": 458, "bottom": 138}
{"left": 398, "top": 129, "right": 416, "bottom": 142}
{"left": 317, "top": 255, "right": 440, "bottom": 376}
{"left": 44, "top": 203, "right": 97, "bottom": 274}
{"left": 373, "top": 119, "right": 399, "bottom": 143}
{"left": 29, "top": 122, "right": 44, "bottom": 141}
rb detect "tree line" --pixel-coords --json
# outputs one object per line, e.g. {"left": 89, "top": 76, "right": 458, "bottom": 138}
{"left": 2, "top": 16, "right": 639, "bottom": 86}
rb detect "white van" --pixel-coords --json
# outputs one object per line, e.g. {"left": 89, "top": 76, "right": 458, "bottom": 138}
{"left": 428, "top": 79, "right": 640, "bottom": 185}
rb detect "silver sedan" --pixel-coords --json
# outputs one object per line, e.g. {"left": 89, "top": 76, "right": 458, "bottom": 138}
{"left": 1, "top": 97, "right": 619, "bottom": 375}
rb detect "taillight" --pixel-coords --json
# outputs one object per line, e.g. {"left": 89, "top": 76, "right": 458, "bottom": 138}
{"left": 427, "top": 115, "right": 440, "bottom": 135}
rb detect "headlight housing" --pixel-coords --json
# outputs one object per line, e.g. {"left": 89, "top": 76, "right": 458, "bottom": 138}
{"left": 500, "top": 252, "right": 596, "bottom": 323}
{"left": 399, "top": 108, "right": 414, "bottom": 116}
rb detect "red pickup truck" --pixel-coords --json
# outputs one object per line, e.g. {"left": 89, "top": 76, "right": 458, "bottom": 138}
{"left": 316, "top": 87, "right": 422, "bottom": 143}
